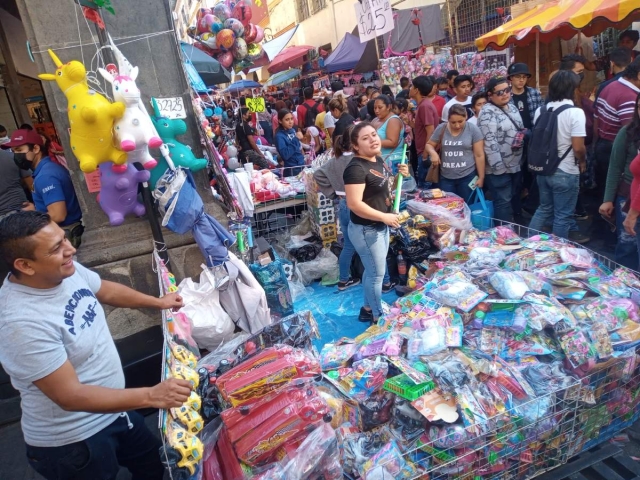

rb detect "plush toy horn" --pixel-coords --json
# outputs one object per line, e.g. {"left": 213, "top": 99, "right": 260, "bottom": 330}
{"left": 48, "top": 49, "right": 63, "bottom": 68}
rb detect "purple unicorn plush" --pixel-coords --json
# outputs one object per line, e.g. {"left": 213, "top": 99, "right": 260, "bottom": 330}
{"left": 97, "top": 162, "right": 150, "bottom": 226}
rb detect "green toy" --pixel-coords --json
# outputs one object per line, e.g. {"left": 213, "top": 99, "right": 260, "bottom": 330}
{"left": 149, "top": 98, "right": 208, "bottom": 188}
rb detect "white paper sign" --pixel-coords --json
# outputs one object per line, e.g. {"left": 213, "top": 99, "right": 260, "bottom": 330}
{"left": 354, "top": 0, "right": 394, "bottom": 43}
{"left": 154, "top": 97, "right": 187, "bottom": 119}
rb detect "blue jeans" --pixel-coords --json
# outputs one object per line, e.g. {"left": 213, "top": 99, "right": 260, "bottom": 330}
{"left": 349, "top": 222, "right": 389, "bottom": 319}
{"left": 615, "top": 195, "right": 639, "bottom": 270}
{"left": 338, "top": 198, "right": 356, "bottom": 282}
{"left": 26, "top": 411, "right": 163, "bottom": 480}
{"left": 529, "top": 170, "right": 579, "bottom": 239}
{"left": 485, "top": 171, "right": 522, "bottom": 222}
{"left": 439, "top": 171, "right": 477, "bottom": 203}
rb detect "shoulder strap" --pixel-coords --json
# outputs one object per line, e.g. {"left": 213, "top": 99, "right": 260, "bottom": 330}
{"left": 503, "top": 110, "right": 522, "bottom": 130}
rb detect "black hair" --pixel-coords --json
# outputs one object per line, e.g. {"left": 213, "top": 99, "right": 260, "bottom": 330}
{"left": 19, "top": 124, "right": 33, "bottom": 130}
{"left": 610, "top": 47, "right": 633, "bottom": 68}
{"left": 333, "top": 132, "right": 352, "bottom": 158}
{"left": 374, "top": 94, "right": 393, "bottom": 108}
{"left": 323, "top": 96, "right": 330, "bottom": 108}
{"left": 0, "top": 124, "right": 6, "bottom": 134}
{"left": 446, "top": 70, "right": 459, "bottom": 80}
{"left": 623, "top": 61, "right": 640, "bottom": 81}
{"left": 395, "top": 98, "right": 409, "bottom": 113}
{"left": 436, "top": 77, "right": 448, "bottom": 86}
{"left": 400, "top": 77, "right": 410, "bottom": 88}
{"left": 453, "top": 74, "right": 474, "bottom": 89}
{"left": 381, "top": 85, "right": 394, "bottom": 98}
{"left": 366, "top": 99, "right": 376, "bottom": 119}
{"left": 559, "top": 54, "right": 587, "bottom": 71}
{"left": 412, "top": 75, "right": 434, "bottom": 97}
{"left": 485, "top": 76, "right": 509, "bottom": 94}
{"left": 619, "top": 30, "right": 640, "bottom": 45}
{"left": 303, "top": 87, "right": 313, "bottom": 100}
{"left": 240, "top": 107, "right": 250, "bottom": 118}
{"left": 547, "top": 70, "right": 579, "bottom": 102}
{"left": 365, "top": 86, "right": 376, "bottom": 95}
{"left": 626, "top": 92, "right": 640, "bottom": 152}
{"left": 0, "top": 211, "right": 52, "bottom": 276}
{"left": 471, "top": 92, "right": 488, "bottom": 108}
{"left": 349, "top": 121, "right": 376, "bottom": 154}
{"left": 330, "top": 80, "right": 344, "bottom": 93}
{"left": 277, "top": 108, "right": 293, "bottom": 129}
{"left": 239, "top": 96, "right": 247, "bottom": 107}
{"left": 448, "top": 104, "right": 468, "bottom": 119}
{"left": 285, "top": 99, "right": 294, "bottom": 110}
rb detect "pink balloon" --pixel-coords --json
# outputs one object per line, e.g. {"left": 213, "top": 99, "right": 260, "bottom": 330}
{"left": 232, "top": 0, "right": 253, "bottom": 26}
{"left": 196, "top": 7, "right": 212, "bottom": 24}
{"left": 244, "top": 23, "right": 258, "bottom": 43}
{"left": 217, "top": 51, "right": 234, "bottom": 69}
{"left": 254, "top": 25, "right": 264, "bottom": 43}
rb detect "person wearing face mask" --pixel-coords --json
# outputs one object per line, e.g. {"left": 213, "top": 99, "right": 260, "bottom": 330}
{"left": 436, "top": 77, "right": 450, "bottom": 101}
{"left": 427, "top": 75, "right": 446, "bottom": 119}
{"left": 0, "top": 124, "right": 10, "bottom": 145}
{"left": 477, "top": 77, "right": 524, "bottom": 223}
{"left": 343, "top": 123, "right": 409, "bottom": 323}
{"left": 5, "top": 129, "right": 83, "bottom": 248}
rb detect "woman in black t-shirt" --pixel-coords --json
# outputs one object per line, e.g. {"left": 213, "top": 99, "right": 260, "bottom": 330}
{"left": 329, "top": 96, "right": 355, "bottom": 147}
{"left": 343, "top": 122, "right": 409, "bottom": 322}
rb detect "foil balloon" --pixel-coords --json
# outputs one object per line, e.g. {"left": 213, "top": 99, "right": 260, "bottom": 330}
{"left": 224, "top": 18, "right": 244, "bottom": 38}
{"left": 254, "top": 25, "right": 265, "bottom": 43}
{"left": 232, "top": 0, "right": 253, "bottom": 26}
{"left": 217, "top": 50, "right": 234, "bottom": 69}
{"left": 232, "top": 38, "right": 248, "bottom": 60}
{"left": 246, "top": 43, "right": 263, "bottom": 62}
{"left": 201, "top": 32, "right": 220, "bottom": 50}
{"left": 197, "top": 15, "right": 211, "bottom": 34}
{"left": 196, "top": 7, "right": 212, "bottom": 24}
{"left": 213, "top": 2, "right": 231, "bottom": 22}
{"left": 244, "top": 23, "right": 257, "bottom": 43}
{"left": 208, "top": 15, "right": 224, "bottom": 34}
{"left": 216, "top": 29, "right": 236, "bottom": 49}
{"left": 194, "top": 42, "right": 216, "bottom": 56}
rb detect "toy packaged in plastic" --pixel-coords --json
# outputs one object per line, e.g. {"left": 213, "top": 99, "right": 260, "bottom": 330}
{"left": 514, "top": 271, "right": 551, "bottom": 294}
{"left": 338, "top": 425, "right": 393, "bottom": 477}
{"left": 428, "top": 281, "right": 487, "bottom": 312}
{"left": 389, "top": 398, "right": 426, "bottom": 444}
{"left": 162, "top": 421, "right": 204, "bottom": 480}
{"left": 489, "top": 271, "right": 530, "bottom": 299}
{"left": 386, "top": 356, "right": 432, "bottom": 385}
{"left": 407, "top": 326, "right": 447, "bottom": 359}
{"left": 573, "top": 297, "right": 639, "bottom": 331}
{"left": 166, "top": 311, "right": 201, "bottom": 358}
{"left": 170, "top": 404, "right": 204, "bottom": 435}
{"left": 503, "top": 249, "right": 536, "bottom": 271}
{"left": 587, "top": 321, "right": 613, "bottom": 359}
{"left": 587, "top": 275, "right": 632, "bottom": 298}
{"left": 320, "top": 341, "right": 357, "bottom": 370}
{"left": 170, "top": 357, "right": 200, "bottom": 390}
{"left": 359, "top": 440, "right": 419, "bottom": 480}
{"left": 523, "top": 293, "right": 577, "bottom": 330}
{"left": 559, "top": 329, "right": 598, "bottom": 368}
{"left": 316, "top": 380, "right": 362, "bottom": 429}
{"left": 559, "top": 247, "right": 595, "bottom": 268}
{"left": 281, "top": 424, "right": 344, "bottom": 480}
{"left": 519, "top": 362, "right": 579, "bottom": 398}
{"left": 465, "top": 247, "right": 506, "bottom": 271}
{"left": 613, "top": 267, "right": 640, "bottom": 289}
{"left": 411, "top": 388, "right": 459, "bottom": 423}
{"left": 480, "top": 327, "right": 505, "bottom": 355}
{"left": 456, "top": 384, "right": 491, "bottom": 435}
{"left": 215, "top": 345, "right": 321, "bottom": 407}
{"left": 360, "top": 389, "right": 395, "bottom": 431}
{"left": 249, "top": 248, "right": 294, "bottom": 317}
{"left": 488, "top": 225, "right": 522, "bottom": 245}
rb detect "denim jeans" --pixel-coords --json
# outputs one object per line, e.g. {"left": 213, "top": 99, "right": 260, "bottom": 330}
{"left": 439, "top": 171, "right": 478, "bottom": 203}
{"left": 485, "top": 171, "right": 522, "bottom": 222}
{"left": 349, "top": 222, "right": 389, "bottom": 319}
{"left": 26, "top": 411, "right": 163, "bottom": 480}
{"left": 528, "top": 170, "right": 579, "bottom": 239}
{"left": 615, "top": 195, "right": 639, "bottom": 270}
{"left": 338, "top": 198, "right": 356, "bottom": 282}
{"left": 594, "top": 138, "right": 614, "bottom": 200}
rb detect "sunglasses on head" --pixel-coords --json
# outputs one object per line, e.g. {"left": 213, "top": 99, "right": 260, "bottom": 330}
{"left": 492, "top": 86, "right": 512, "bottom": 96}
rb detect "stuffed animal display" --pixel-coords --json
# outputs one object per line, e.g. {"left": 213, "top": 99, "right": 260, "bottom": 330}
{"left": 38, "top": 49, "right": 128, "bottom": 173}
{"left": 97, "top": 162, "right": 150, "bottom": 226}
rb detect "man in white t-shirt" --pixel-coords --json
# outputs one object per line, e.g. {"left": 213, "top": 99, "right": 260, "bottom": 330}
{"left": 0, "top": 211, "right": 192, "bottom": 480}
{"left": 441, "top": 74, "right": 474, "bottom": 122}
{"left": 528, "top": 70, "right": 588, "bottom": 243}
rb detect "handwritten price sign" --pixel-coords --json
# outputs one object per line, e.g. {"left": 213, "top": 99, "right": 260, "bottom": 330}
{"left": 154, "top": 97, "right": 186, "bottom": 119}
{"left": 355, "top": 0, "right": 394, "bottom": 43}
{"left": 246, "top": 97, "right": 266, "bottom": 113}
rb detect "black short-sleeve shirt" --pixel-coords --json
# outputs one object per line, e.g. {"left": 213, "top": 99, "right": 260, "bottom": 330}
{"left": 343, "top": 156, "right": 392, "bottom": 226}
{"left": 236, "top": 121, "right": 256, "bottom": 154}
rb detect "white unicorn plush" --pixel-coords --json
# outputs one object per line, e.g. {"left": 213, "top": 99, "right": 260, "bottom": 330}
{"left": 98, "top": 66, "right": 161, "bottom": 170}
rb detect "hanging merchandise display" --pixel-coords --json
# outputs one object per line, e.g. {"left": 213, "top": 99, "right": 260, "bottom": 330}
{"left": 379, "top": 51, "right": 454, "bottom": 93}
{"left": 38, "top": 49, "right": 128, "bottom": 173}
{"left": 455, "top": 51, "right": 508, "bottom": 92}
{"left": 97, "top": 162, "right": 150, "bottom": 226}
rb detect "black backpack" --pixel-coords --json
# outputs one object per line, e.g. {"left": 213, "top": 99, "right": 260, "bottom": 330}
{"left": 301, "top": 101, "right": 319, "bottom": 128}
{"left": 528, "top": 104, "right": 576, "bottom": 176}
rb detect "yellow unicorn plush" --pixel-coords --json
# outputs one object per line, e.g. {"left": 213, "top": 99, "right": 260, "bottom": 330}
{"left": 38, "top": 49, "right": 127, "bottom": 173}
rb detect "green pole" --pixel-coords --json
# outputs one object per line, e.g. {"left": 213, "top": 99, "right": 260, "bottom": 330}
{"left": 393, "top": 143, "right": 408, "bottom": 213}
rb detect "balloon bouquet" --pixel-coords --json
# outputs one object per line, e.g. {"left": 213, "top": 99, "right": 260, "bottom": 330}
{"left": 187, "top": 0, "right": 266, "bottom": 72}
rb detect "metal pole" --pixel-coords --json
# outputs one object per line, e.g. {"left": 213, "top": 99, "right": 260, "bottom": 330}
{"left": 92, "top": 9, "right": 171, "bottom": 269}
{"left": 536, "top": 31, "right": 540, "bottom": 90}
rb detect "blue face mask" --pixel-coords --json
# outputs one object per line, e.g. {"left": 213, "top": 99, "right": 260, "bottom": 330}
{"left": 438, "top": 90, "right": 448, "bottom": 97}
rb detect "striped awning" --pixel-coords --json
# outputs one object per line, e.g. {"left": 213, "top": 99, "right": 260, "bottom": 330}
{"left": 475, "top": 0, "right": 640, "bottom": 51}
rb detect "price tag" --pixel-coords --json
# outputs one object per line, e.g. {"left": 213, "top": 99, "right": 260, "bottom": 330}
{"left": 246, "top": 97, "right": 266, "bottom": 113}
{"left": 355, "top": 0, "right": 394, "bottom": 43}
{"left": 154, "top": 97, "right": 187, "bottom": 119}
{"left": 84, "top": 170, "right": 101, "bottom": 193}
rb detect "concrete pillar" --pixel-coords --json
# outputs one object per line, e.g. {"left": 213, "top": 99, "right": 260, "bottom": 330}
{"left": 15, "top": 0, "right": 228, "bottom": 337}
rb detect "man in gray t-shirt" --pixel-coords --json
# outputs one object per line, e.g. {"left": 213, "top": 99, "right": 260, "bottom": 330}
{"left": 0, "top": 211, "right": 191, "bottom": 480}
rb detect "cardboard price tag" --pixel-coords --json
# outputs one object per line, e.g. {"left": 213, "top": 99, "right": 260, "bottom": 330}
{"left": 246, "top": 97, "right": 266, "bottom": 113}
{"left": 355, "top": 0, "right": 394, "bottom": 43}
{"left": 154, "top": 97, "right": 186, "bottom": 119}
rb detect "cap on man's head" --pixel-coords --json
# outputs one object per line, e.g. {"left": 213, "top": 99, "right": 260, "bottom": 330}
{"left": 3, "top": 129, "right": 44, "bottom": 148}
{"left": 507, "top": 63, "right": 532, "bottom": 78}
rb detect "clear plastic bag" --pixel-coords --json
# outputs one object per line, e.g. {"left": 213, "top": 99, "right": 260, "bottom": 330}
{"left": 281, "top": 423, "right": 344, "bottom": 480}
{"left": 406, "top": 196, "right": 473, "bottom": 231}
{"left": 297, "top": 248, "right": 339, "bottom": 286}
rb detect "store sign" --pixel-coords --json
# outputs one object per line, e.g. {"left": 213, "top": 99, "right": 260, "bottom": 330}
{"left": 246, "top": 97, "right": 266, "bottom": 113}
{"left": 355, "top": 0, "right": 394, "bottom": 43}
{"left": 154, "top": 97, "right": 187, "bottom": 119}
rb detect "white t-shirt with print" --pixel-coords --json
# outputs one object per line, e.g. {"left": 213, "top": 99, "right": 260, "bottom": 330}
{"left": 533, "top": 100, "right": 586, "bottom": 175}
{"left": 324, "top": 113, "right": 336, "bottom": 129}
{"left": 442, "top": 96, "right": 472, "bottom": 122}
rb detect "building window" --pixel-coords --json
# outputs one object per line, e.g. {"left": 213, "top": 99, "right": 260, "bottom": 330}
{"left": 296, "top": 0, "right": 310, "bottom": 22}
{"left": 310, "top": 0, "right": 326, "bottom": 15}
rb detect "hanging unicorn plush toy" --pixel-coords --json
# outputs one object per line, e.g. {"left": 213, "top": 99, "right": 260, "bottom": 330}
{"left": 38, "top": 49, "right": 128, "bottom": 173}
{"left": 98, "top": 35, "right": 161, "bottom": 170}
